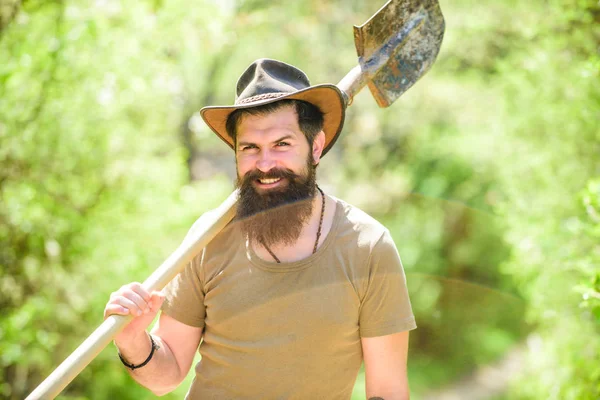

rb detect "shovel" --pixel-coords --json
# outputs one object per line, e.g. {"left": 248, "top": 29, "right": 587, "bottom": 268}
{"left": 26, "top": 0, "right": 444, "bottom": 398}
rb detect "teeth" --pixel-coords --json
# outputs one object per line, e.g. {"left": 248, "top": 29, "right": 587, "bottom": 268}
{"left": 259, "top": 178, "right": 281, "bottom": 184}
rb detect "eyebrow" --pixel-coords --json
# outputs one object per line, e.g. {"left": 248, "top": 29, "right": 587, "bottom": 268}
{"left": 237, "top": 134, "right": 296, "bottom": 148}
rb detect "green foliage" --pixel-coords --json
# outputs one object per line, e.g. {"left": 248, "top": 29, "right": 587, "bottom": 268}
{"left": 487, "top": 0, "right": 600, "bottom": 398}
{"left": 1, "top": 0, "right": 598, "bottom": 399}
{"left": 0, "top": 1, "right": 231, "bottom": 398}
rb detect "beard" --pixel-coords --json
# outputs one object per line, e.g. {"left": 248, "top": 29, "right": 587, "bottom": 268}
{"left": 235, "top": 158, "right": 317, "bottom": 248}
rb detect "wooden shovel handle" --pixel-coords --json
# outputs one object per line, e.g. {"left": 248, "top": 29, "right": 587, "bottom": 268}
{"left": 337, "top": 64, "right": 370, "bottom": 107}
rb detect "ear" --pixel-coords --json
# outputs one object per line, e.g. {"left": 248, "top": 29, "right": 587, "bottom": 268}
{"left": 311, "top": 131, "right": 326, "bottom": 165}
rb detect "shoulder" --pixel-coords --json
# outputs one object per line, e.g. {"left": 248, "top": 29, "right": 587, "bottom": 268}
{"left": 333, "top": 196, "right": 390, "bottom": 251}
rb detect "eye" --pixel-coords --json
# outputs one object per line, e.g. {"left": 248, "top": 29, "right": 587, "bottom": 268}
{"left": 241, "top": 144, "right": 257, "bottom": 151}
{"left": 276, "top": 141, "right": 290, "bottom": 147}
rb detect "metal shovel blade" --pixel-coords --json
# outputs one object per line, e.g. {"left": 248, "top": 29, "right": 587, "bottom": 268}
{"left": 354, "top": 0, "right": 445, "bottom": 107}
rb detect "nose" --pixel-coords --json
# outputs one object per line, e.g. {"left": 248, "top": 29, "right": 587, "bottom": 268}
{"left": 255, "top": 150, "right": 276, "bottom": 172}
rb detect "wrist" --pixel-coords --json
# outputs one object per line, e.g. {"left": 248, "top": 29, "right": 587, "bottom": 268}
{"left": 114, "top": 330, "right": 151, "bottom": 360}
{"left": 118, "top": 333, "right": 159, "bottom": 370}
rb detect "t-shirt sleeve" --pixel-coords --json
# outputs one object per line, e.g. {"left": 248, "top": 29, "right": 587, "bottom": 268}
{"left": 161, "top": 256, "right": 206, "bottom": 328}
{"left": 359, "top": 230, "right": 416, "bottom": 337}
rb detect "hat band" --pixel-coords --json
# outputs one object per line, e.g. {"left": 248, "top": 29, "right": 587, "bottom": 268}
{"left": 236, "top": 92, "right": 291, "bottom": 105}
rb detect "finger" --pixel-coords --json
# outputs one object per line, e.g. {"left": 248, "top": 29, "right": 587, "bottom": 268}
{"left": 123, "top": 289, "right": 153, "bottom": 314}
{"left": 129, "top": 282, "right": 151, "bottom": 302}
{"left": 148, "top": 292, "right": 166, "bottom": 312}
{"left": 109, "top": 282, "right": 150, "bottom": 302}
{"left": 116, "top": 296, "right": 147, "bottom": 316}
{"left": 104, "top": 304, "right": 130, "bottom": 319}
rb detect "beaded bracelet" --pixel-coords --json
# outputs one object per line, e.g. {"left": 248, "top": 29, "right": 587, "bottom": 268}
{"left": 118, "top": 333, "right": 159, "bottom": 370}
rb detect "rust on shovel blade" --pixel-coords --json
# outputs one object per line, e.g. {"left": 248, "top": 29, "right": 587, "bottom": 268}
{"left": 354, "top": 0, "right": 445, "bottom": 107}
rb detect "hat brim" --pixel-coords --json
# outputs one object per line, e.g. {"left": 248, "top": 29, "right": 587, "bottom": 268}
{"left": 200, "top": 84, "right": 346, "bottom": 156}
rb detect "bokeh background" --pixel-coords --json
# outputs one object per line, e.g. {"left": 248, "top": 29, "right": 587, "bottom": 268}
{"left": 1, "top": 0, "right": 599, "bottom": 399}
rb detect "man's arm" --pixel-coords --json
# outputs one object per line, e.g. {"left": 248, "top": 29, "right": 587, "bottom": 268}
{"left": 118, "top": 314, "right": 202, "bottom": 395}
{"left": 105, "top": 283, "right": 202, "bottom": 396}
{"left": 361, "top": 331, "right": 410, "bottom": 400}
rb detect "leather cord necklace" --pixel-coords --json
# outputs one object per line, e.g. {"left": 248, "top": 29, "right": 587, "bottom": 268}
{"left": 261, "top": 186, "right": 325, "bottom": 264}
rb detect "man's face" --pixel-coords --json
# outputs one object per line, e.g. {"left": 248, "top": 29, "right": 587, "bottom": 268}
{"left": 235, "top": 105, "right": 319, "bottom": 188}
{"left": 233, "top": 105, "right": 325, "bottom": 247}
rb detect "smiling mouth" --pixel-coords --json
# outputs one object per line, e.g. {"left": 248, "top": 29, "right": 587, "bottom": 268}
{"left": 257, "top": 177, "right": 282, "bottom": 185}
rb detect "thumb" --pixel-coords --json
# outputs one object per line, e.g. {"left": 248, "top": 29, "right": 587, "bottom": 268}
{"left": 149, "top": 291, "right": 166, "bottom": 312}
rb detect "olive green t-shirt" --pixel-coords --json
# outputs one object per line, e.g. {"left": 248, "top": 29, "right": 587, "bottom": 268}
{"left": 162, "top": 198, "right": 416, "bottom": 399}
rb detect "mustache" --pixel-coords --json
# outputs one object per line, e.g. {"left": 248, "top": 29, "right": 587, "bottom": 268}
{"left": 239, "top": 168, "right": 300, "bottom": 184}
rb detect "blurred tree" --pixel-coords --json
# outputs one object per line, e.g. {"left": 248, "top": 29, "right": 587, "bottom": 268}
{"left": 0, "top": 0, "right": 23, "bottom": 37}
{"left": 0, "top": 1, "right": 232, "bottom": 398}
{"left": 483, "top": 0, "right": 600, "bottom": 398}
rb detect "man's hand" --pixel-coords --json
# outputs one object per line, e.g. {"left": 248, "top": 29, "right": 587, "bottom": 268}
{"left": 103, "top": 282, "right": 201, "bottom": 395}
{"left": 104, "top": 282, "right": 165, "bottom": 347}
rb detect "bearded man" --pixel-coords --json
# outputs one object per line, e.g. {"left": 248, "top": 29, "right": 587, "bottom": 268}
{"left": 104, "top": 59, "right": 416, "bottom": 400}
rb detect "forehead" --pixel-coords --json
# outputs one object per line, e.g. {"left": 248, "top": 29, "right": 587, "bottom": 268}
{"left": 236, "top": 106, "right": 303, "bottom": 142}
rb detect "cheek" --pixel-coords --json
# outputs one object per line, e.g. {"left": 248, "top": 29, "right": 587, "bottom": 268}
{"left": 283, "top": 148, "right": 308, "bottom": 166}
{"left": 236, "top": 156, "right": 251, "bottom": 177}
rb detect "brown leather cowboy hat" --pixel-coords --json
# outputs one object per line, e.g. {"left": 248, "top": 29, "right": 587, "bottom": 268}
{"left": 200, "top": 58, "right": 346, "bottom": 156}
